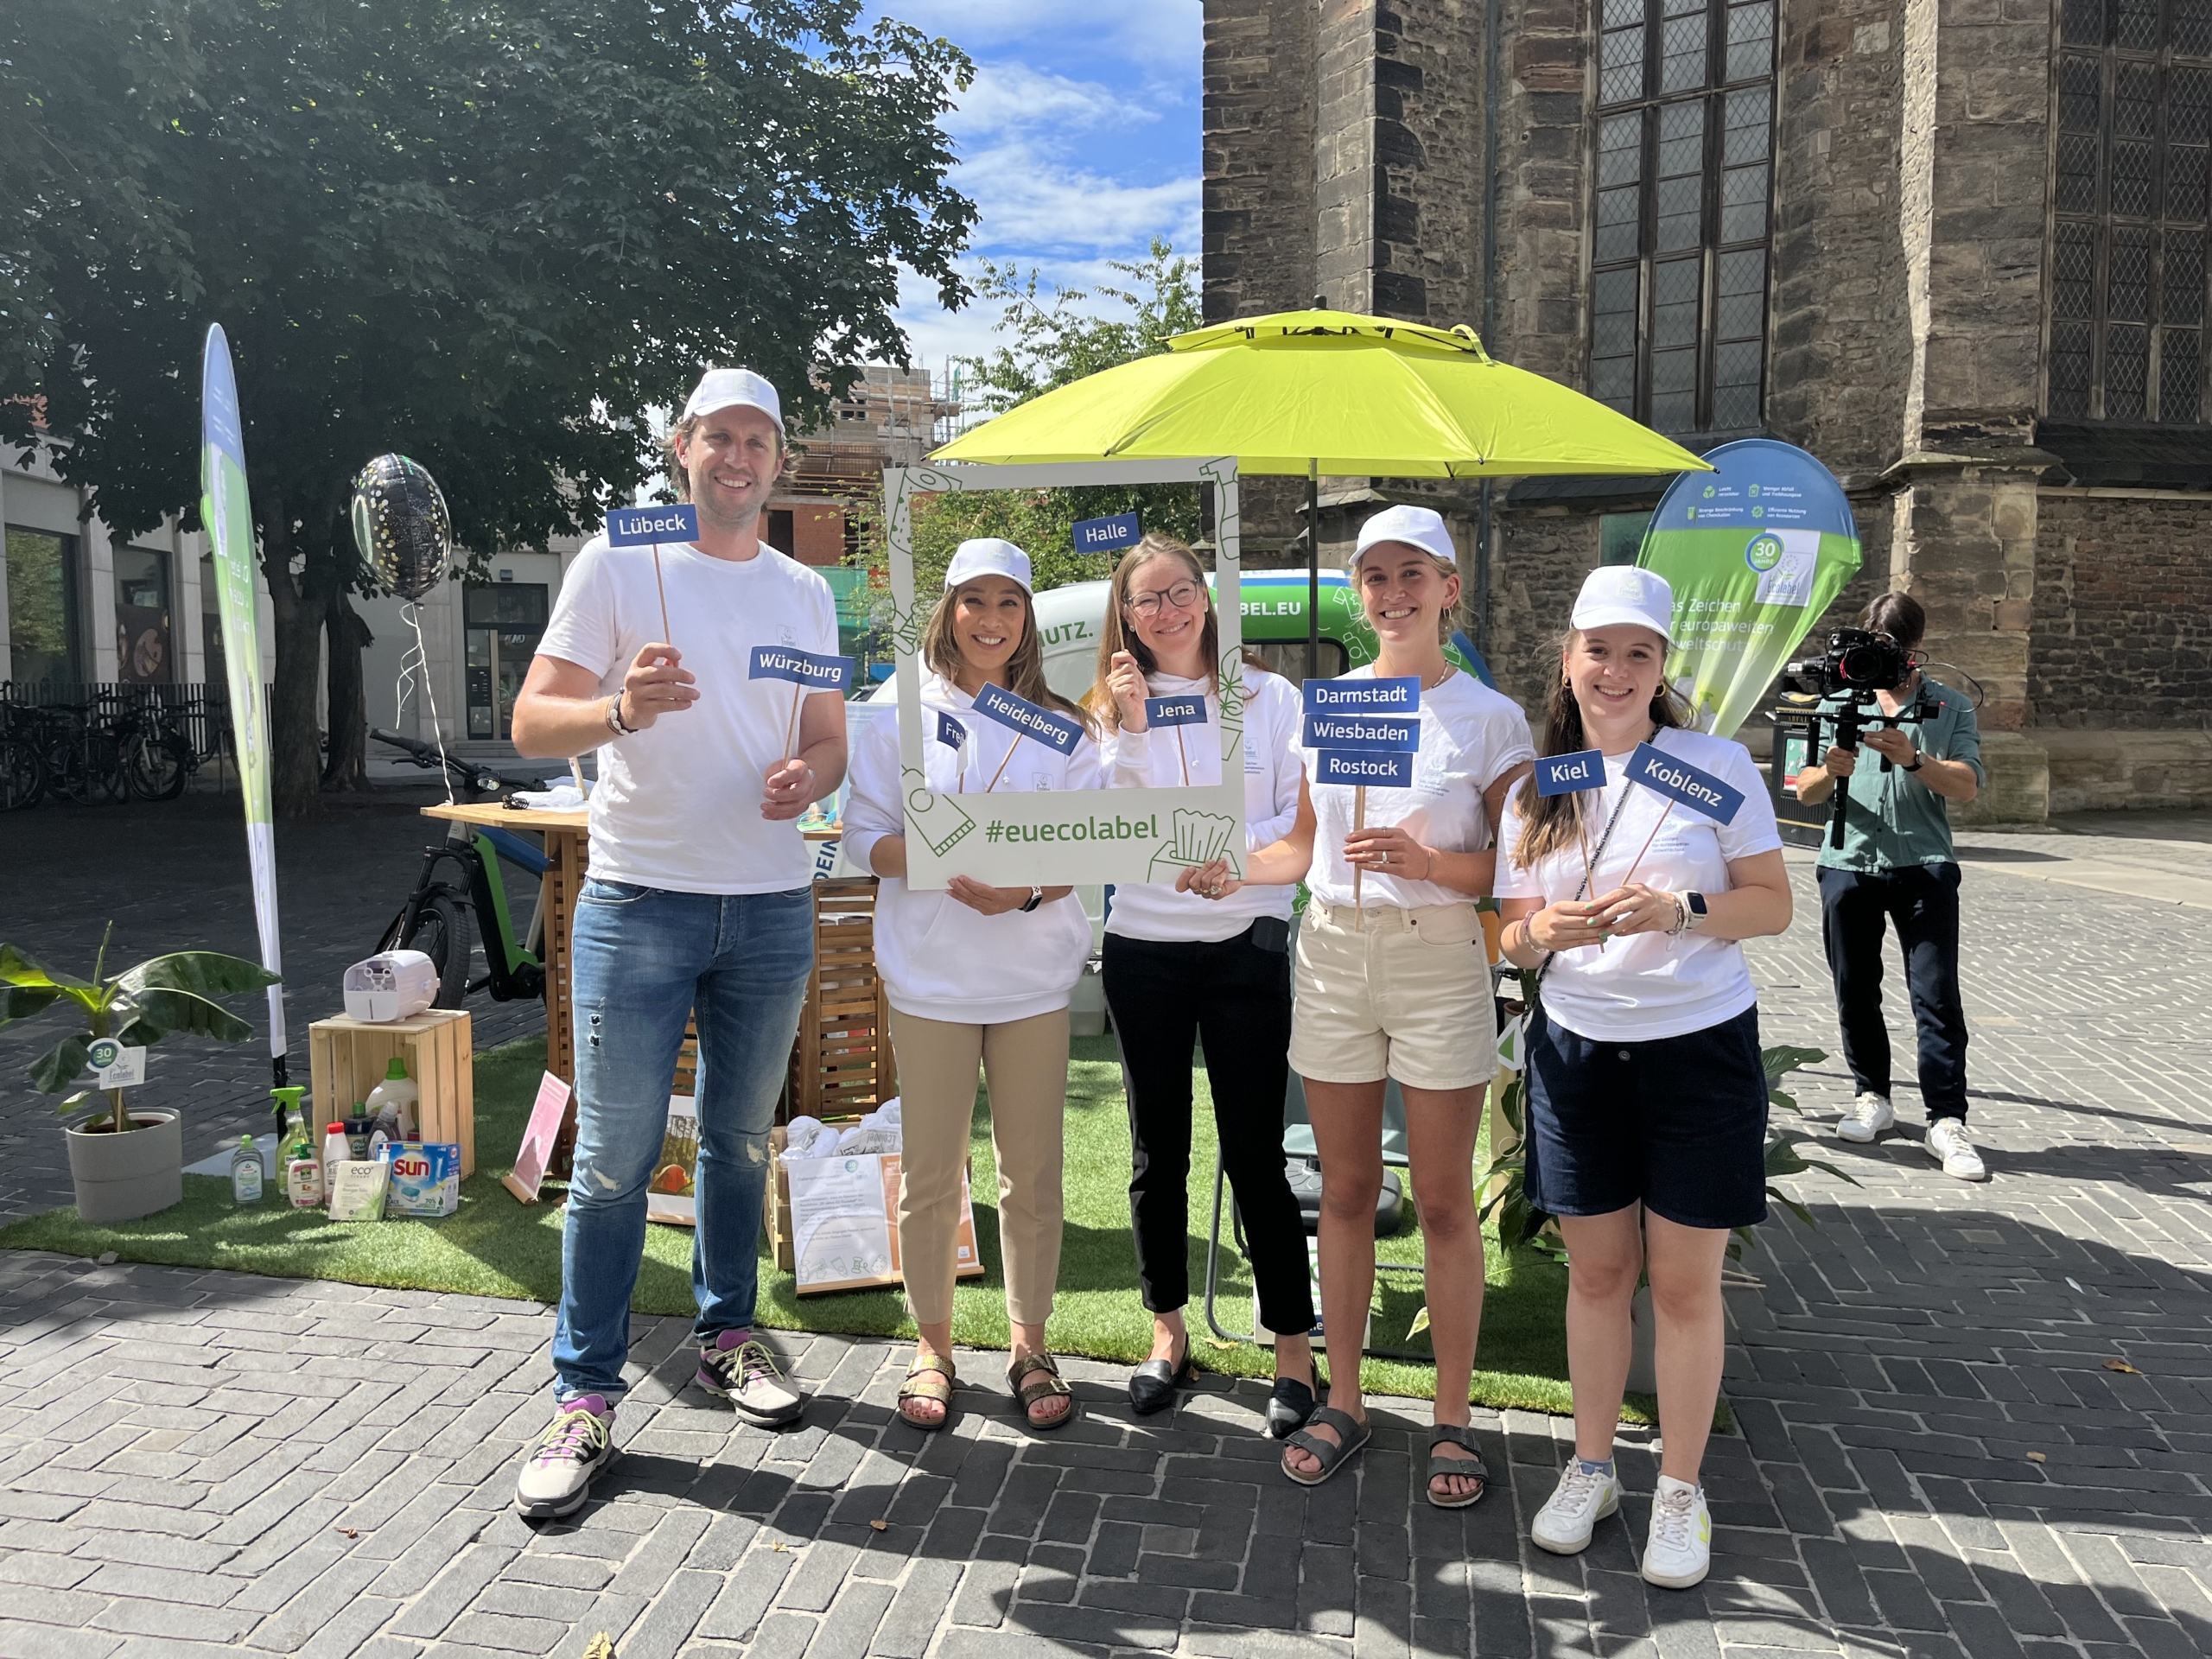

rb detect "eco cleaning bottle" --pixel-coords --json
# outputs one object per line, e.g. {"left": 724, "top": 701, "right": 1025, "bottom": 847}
{"left": 231, "top": 1135, "right": 264, "bottom": 1206}
{"left": 366, "top": 1059, "right": 419, "bottom": 1142}
{"left": 287, "top": 1131, "right": 324, "bottom": 1208}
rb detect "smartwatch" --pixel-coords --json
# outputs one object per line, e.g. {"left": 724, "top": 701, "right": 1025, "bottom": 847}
{"left": 1681, "top": 891, "right": 1709, "bottom": 932}
{"left": 1020, "top": 885, "right": 1045, "bottom": 913}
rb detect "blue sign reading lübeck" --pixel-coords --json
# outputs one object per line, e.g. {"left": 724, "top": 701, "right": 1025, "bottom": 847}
{"left": 607, "top": 504, "right": 700, "bottom": 546}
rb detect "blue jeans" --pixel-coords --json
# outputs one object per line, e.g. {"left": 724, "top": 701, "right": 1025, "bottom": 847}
{"left": 552, "top": 880, "right": 813, "bottom": 1402}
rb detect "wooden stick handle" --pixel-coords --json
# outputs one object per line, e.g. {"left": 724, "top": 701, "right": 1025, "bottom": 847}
{"left": 1351, "top": 784, "right": 1366, "bottom": 921}
{"left": 651, "top": 546, "right": 673, "bottom": 649}
{"left": 984, "top": 734, "right": 1020, "bottom": 794}
{"left": 1175, "top": 726, "right": 1190, "bottom": 787}
{"left": 1617, "top": 800, "right": 1675, "bottom": 893}
{"left": 783, "top": 683, "right": 803, "bottom": 763}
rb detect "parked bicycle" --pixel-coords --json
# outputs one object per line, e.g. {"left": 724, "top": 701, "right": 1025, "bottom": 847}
{"left": 371, "top": 727, "right": 553, "bottom": 1009}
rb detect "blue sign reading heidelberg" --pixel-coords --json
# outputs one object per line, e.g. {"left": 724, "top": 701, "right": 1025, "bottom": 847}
{"left": 973, "top": 683, "right": 1084, "bottom": 756}
{"left": 1535, "top": 749, "right": 1605, "bottom": 797}
{"left": 748, "top": 645, "right": 855, "bottom": 691}
{"left": 1073, "top": 512, "right": 1142, "bottom": 553}
{"left": 1145, "top": 695, "right": 1208, "bottom": 729}
{"left": 607, "top": 504, "right": 700, "bottom": 546}
{"left": 1624, "top": 742, "right": 1743, "bottom": 824}
{"left": 1315, "top": 749, "right": 1414, "bottom": 789}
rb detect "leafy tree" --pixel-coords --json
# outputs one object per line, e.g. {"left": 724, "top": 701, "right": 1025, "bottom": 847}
{"left": 1, "top": 0, "right": 975, "bottom": 811}
{"left": 894, "top": 239, "right": 1205, "bottom": 598}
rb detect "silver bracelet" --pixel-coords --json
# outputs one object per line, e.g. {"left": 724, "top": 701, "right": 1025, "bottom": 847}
{"left": 1665, "top": 893, "right": 1690, "bottom": 937}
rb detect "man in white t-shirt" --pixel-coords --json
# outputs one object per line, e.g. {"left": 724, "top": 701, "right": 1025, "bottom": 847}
{"left": 505, "top": 368, "right": 849, "bottom": 1519}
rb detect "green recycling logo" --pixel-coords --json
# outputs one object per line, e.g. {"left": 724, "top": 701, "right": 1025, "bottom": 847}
{"left": 1745, "top": 533, "right": 1785, "bottom": 573}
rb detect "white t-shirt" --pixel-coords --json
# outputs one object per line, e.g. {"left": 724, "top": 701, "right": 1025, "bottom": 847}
{"left": 537, "top": 535, "right": 838, "bottom": 895}
{"left": 842, "top": 672, "right": 1104, "bottom": 1024}
{"left": 1492, "top": 725, "right": 1783, "bottom": 1041}
{"left": 1303, "top": 666, "right": 1536, "bottom": 910}
{"left": 1101, "top": 667, "right": 1302, "bottom": 943}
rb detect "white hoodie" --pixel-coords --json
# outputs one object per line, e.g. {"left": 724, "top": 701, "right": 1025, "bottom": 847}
{"left": 1099, "top": 667, "right": 1303, "bottom": 943}
{"left": 843, "top": 672, "right": 1104, "bottom": 1024}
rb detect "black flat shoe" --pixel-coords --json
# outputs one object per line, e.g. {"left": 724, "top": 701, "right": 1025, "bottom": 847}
{"left": 1265, "top": 1361, "right": 1321, "bottom": 1440}
{"left": 1128, "top": 1348, "right": 1195, "bottom": 1415}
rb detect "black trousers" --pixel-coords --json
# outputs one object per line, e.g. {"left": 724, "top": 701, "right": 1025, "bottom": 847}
{"left": 1816, "top": 862, "right": 1970, "bottom": 1122}
{"left": 1101, "top": 925, "right": 1315, "bottom": 1335}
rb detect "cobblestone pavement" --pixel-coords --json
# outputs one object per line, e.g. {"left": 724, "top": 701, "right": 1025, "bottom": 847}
{"left": 0, "top": 791, "right": 547, "bottom": 1220}
{"left": 3, "top": 829, "right": 2212, "bottom": 1657}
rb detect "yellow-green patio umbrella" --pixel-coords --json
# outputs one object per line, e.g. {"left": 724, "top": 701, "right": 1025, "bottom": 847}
{"left": 931, "top": 306, "right": 1710, "bottom": 665}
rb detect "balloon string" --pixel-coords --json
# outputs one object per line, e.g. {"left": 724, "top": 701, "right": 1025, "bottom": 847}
{"left": 395, "top": 602, "right": 454, "bottom": 805}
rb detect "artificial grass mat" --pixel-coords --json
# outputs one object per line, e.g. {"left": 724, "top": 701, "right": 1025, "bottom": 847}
{"left": 1, "top": 1033, "right": 1607, "bottom": 1415}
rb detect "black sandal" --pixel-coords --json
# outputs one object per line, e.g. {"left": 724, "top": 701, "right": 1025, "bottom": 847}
{"left": 1265, "top": 1359, "right": 1320, "bottom": 1440}
{"left": 1128, "top": 1342, "right": 1195, "bottom": 1416}
{"left": 1007, "top": 1352, "right": 1076, "bottom": 1432}
{"left": 1281, "top": 1404, "right": 1370, "bottom": 1486}
{"left": 1426, "top": 1424, "right": 1488, "bottom": 1509}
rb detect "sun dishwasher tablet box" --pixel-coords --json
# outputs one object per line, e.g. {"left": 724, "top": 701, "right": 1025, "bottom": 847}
{"left": 380, "top": 1143, "right": 462, "bottom": 1218}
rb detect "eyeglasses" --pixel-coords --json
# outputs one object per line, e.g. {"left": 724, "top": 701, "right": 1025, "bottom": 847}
{"left": 1126, "top": 580, "right": 1203, "bottom": 619}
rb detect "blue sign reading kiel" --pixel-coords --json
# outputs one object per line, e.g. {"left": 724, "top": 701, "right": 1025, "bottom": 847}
{"left": 1073, "top": 512, "right": 1142, "bottom": 554}
{"left": 1535, "top": 749, "right": 1605, "bottom": 797}
{"left": 607, "top": 504, "right": 700, "bottom": 546}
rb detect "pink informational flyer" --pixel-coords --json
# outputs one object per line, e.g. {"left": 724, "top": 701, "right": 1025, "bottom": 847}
{"left": 502, "top": 1071, "right": 572, "bottom": 1205}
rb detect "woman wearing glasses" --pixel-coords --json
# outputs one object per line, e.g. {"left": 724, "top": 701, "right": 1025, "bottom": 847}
{"left": 1088, "top": 534, "right": 1319, "bottom": 1433}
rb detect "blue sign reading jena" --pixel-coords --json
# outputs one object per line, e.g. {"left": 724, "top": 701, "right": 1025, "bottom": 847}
{"left": 607, "top": 503, "right": 700, "bottom": 546}
{"left": 1315, "top": 748, "right": 1414, "bottom": 789}
{"left": 1073, "top": 512, "right": 1141, "bottom": 554}
{"left": 1624, "top": 741, "right": 1744, "bottom": 823}
{"left": 1303, "top": 675, "right": 1420, "bottom": 716}
{"left": 936, "top": 710, "right": 967, "bottom": 751}
{"left": 748, "top": 645, "right": 854, "bottom": 691}
{"left": 972, "top": 682, "right": 1083, "bottom": 756}
{"left": 1304, "top": 713, "right": 1420, "bottom": 753}
{"left": 1535, "top": 749, "right": 1605, "bottom": 797}
{"left": 1145, "top": 695, "right": 1208, "bottom": 729}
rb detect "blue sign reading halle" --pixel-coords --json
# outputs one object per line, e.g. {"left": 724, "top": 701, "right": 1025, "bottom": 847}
{"left": 747, "top": 645, "right": 855, "bottom": 691}
{"left": 1625, "top": 742, "right": 1743, "bottom": 823}
{"left": 1073, "top": 512, "right": 1142, "bottom": 554}
{"left": 1315, "top": 749, "right": 1414, "bottom": 789}
{"left": 1304, "top": 713, "right": 1421, "bottom": 753}
{"left": 1535, "top": 749, "right": 1605, "bottom": 797}
{"left": 973, "top": 682, "right": 1084, "bottom": 756}
{"left": 1304, "top": 675, "right": 1420, "bottom": 716}
{"left": 607, "top": 504, "right": 700, "bottom": 546}
{"left": 1145, "top": 695, "right": 1208, "bottom": 729}
{"left": 936, "top": 710, "right": 968, "bottom": 751}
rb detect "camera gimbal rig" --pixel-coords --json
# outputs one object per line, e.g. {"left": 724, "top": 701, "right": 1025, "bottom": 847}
{"left": 1781, "top": 628, "right": 1930, "bottom": 850}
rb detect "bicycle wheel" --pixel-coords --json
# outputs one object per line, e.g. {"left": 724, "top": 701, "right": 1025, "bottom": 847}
{"left": 397, "top": 893, "right": 474, "bottom": 1008}
{"left": 124, "top": 734, "right": 190, "bottom": 802}
{"left": 90, "top": 728, "right": 128, "bottom": 803}
{"left": 45, "top": 739, "right": 94, "bottom": 804}
{"left": 0, "top": 735, "right": 45, "bottom": 810}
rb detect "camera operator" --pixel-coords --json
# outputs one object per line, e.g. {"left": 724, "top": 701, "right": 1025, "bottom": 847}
{"left": 1793, "top": 594, "right": 1987, "bottom": 1181}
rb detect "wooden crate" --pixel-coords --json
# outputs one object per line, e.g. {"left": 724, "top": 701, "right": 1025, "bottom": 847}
{"left": 307, "top": 1010, "right": 475, "bottom": 1178}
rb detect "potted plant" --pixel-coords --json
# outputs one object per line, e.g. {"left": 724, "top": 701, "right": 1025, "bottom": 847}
{"left": 1, "top": 927, "right": 281, "bottom": 1224}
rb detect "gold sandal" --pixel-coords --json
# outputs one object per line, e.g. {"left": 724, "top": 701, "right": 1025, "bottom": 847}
{"left": 1006, "top": 1351, "right": 1075, "bottom": 1432}
{"left": 897, "top": 1351, "right": 956, "bottom": 1431}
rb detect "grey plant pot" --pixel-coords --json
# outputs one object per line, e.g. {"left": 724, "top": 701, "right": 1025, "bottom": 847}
{"left": 65, "top": 1108, "right": 183, "bottom": 1224}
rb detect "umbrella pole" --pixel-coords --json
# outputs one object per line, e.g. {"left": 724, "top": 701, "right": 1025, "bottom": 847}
{"left": 1306, "top": 458, "right": 1321, "bottom": 681}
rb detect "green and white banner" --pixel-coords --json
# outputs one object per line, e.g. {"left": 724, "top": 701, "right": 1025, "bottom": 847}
{"left": 884, "top": 458, "right": 1246, "bottom": 887}
{"left": 200, "top": 325, "right": 287, "bottom": 1078}
{"left": 1637, "top": 438, "right": 1861, "bottom": 740}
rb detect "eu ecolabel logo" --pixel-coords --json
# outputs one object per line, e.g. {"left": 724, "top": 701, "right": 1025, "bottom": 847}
{"left": 1745, "top": 533, "right": 1785, "bottom": 574}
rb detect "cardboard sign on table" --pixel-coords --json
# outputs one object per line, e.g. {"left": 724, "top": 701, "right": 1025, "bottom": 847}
{"left": 785, "top": 1152, "right": 982, "bottom": 1294}
{"left": 882, "top": 458, "right": 1248, "bottom": 888}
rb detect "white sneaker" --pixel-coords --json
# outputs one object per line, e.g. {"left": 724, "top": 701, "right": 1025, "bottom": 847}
{"left": 1925, "top": 1118, "right": 1987, "bottom": 1181}
{"left": 1530, "top": 1459, "right": 1621, "bottom": 1554}
{"left": 1641, "top": 1475, "right": 1712, "bottom": 1589}
{"left": 1835, "top": 1091, "right": 1895, "bottom": 1143}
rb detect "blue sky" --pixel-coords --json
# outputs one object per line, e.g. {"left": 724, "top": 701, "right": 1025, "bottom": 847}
{"left": 871, "top": 1, "right": 1203, "bottom": 373}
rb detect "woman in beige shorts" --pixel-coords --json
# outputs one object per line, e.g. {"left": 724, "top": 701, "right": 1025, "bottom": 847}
{"left": 1180, "top": 504, "right": 1533, "bottom": 1504}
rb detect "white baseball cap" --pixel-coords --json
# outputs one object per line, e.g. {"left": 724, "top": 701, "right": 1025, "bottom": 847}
{"left": 1571, "top": 565, "right": 1675, "bottom": 644}
{"left": 1352, "top": 504, "right": 1457, "bottom": 569}
{"left": 944, "top": 538, "right": 1033, "bottom": 594}
{"left": 680, "top": 366, "right": 783, "bottom": 428}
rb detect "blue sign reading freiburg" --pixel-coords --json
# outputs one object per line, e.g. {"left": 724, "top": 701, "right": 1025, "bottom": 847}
{"left": 936, "top": 710, "right": 967, "bottom": 751}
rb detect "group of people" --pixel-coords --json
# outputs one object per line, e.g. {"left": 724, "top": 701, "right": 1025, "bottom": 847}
{"left": 504, "top": 368, "right": 1986, "bottom": 1596}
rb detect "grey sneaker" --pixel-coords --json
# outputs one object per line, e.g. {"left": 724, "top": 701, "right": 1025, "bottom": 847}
{"left": 696, "top": 1332, "right": 805, "bottom": 1425}
{"left": 515, "top": 1395, "right": 615, "bottom": 1518}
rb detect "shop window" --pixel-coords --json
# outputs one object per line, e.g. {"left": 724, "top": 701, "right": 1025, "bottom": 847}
{"left": 464, "top": 583, "right": 550, "bottom": 741}
{"left": 113, "top": 545, "right": 174, "bottom": 684}
{"left": 6, "top": 526, "right": 79, "bottom": 684}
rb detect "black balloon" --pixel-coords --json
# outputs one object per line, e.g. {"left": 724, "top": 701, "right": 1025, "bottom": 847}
{"left": 350, "top": 454, "right": 453, "bottom": 601}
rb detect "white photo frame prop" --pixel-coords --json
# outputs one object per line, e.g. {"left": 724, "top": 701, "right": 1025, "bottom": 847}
{"left": 884, "top": 459, "right": 1246, "bottom": 888}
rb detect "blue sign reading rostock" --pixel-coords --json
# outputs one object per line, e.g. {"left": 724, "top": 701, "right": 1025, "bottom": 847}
{"left": 607, "top": 504, "right": 701, "bottom": 546}
{"left": 1145, "top": 695, "right": 1208, "bottom": 729}
{"left": 972, "top": 682, "right": 1084, "bottom": 756}
{"left": 1624, "top": 741, "right": 1744, "bottom": 824}
{"left": 1303, "top": 713, "right": 1421, "bottom": 753}
{"left": 1073, "top": 512, "right": 1142, "bottom": 553}
{"left": 1315, "top": 749, "right": 1414, "bottom": 789}
{"left": 1535, "top": 749, "right": 1605, "bottom": 797}
{"left": 936, "top": 710, "right": 967, "bottom": 751}
{"left": 1304, "top": 675, "right": 1420, "bottom": 716}
{"left": 748, "top": 645, "right": 855, "bottom": 691}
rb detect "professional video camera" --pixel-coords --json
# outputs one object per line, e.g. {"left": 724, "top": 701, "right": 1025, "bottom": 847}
{"left": 1777, "top": 628, "right": 1926, "bottom": 850}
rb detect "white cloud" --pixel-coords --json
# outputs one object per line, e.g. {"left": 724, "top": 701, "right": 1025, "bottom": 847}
{"left": 950, "top": 62, "right": 1147, "bottom": 137}
{"left": 960, "top": 141, "right": 1198, "bottom": 256}
{"left": 880, "top": 0, "right": 1202, "bottom": 64}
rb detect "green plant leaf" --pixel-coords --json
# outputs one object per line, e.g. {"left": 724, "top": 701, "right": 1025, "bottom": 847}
{"left": 1764, "top": 1137, "right": 1812, "bottom": 1178}
{"left": 1761, "top": 1045, "right": 1825, "bottom": 1084}
{"left": 0, "top": 983, "right": 64, "bottom": 1027}
{"left": 30, "top": 1035, "right": 91, "bottom": 1094}
{"left": 60, "top": 1090, "right": 96, "bottom": 1111}
{"left": 115, "top": 988, "right": 255, "bottom": 1046}
{"left": 0, "top": 944, "right": 92, "bottom": 991}
{"left": 119, "top": 952, "right": 282, "bottom": 999}
{"left": 1768, "top": 1084, "right": 1803, "bottom": 1116}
